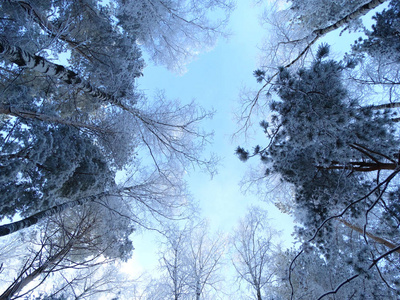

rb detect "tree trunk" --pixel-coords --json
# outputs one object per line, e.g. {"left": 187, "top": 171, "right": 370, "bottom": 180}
{"left": 0, "top": 37, "right": 124, "bottom": 108}
{"left": 0, "top": 193, "right": 105, "bottom": 237}
{"left": 256, "top": 287, "right": 263, "bottom": 300}
{"left": 339, "top": 219, "right": 400, "bottom": 254}
{"left": 370, "top": 102, "right": 400, "bottom": 110}
{"left": 320, "top": 161, "right": 397, "bottom": 172}
{"left": 314, "top": 0, "right": 388, "bottom": 36}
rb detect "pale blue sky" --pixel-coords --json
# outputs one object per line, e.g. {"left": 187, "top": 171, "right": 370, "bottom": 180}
{"left": 137, "top": 0, "right": 295, "bottom": 234}
{"left": 130, "top": 0, "right": 295, "bottom": 273}
{"left": 124, "top": 0, "right": 388, "bottom": 281}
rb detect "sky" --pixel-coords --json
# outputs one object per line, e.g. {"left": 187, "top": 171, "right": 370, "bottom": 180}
{"left": 125, "top": 0, "right": 390, "bottom": 277}
{"left": 128, "top": 0, "right": 295, "bottom": 274}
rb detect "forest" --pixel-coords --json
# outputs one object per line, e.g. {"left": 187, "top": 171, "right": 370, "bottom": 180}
{"left": 0, "top": 0, "right": 400, "bottom": 299}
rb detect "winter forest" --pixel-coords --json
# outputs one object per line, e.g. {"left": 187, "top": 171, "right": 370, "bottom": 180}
{"left": 1, "top": 0, "right": 400, "bottom": 299}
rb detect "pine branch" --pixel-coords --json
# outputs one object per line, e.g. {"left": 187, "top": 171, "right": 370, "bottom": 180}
{"left": 370, "top": 102, "right": 400, "bottom": 110}
{"left": 241, "top": 0, "right": 389, "bottom": 130}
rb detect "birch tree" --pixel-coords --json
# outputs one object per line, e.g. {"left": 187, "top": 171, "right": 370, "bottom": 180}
{"left": 231, "top": 207, "right": 279, "bottom": 300}
{"left": 0, "top": 0, "right": 220, "bottom": 224}
{"left": 0, "top": 200, "right": 134, "bottom": 299}
{"left": 186, "top": 223, "right": 227, "bottom": 300}
{"left": 145, "top": 222, "right": 227, "bottom": 300}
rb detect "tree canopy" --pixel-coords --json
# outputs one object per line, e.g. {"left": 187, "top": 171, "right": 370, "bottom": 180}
{"left": 3, "top": 0, "right": 400, "bottom": 299}
{"left": 237, "top": 0, "right": 400, "bottom": 298}
{"left": 0, "top": 0, "right": 231, "bottom": 298}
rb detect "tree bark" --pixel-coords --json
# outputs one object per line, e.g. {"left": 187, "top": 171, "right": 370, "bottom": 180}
{"left": 339, "top": 219, "right": 400, "bottom": 254}
{"left": 370, "top": 102, "right": 400, "bottom": 110}
{"left": 320, "top": 161, "right": 397, "bottom": 172}
{"left": 313, "top": 0, "right": 388, "bottom": 36}
{"left": 0, "top": 193, "right": 105, "bottom": 237}
{"left": 256, "top": 288, "right": 263, "bottom": 300}
{"left": 0, "top": 37, "right": 124, "bottom": 108}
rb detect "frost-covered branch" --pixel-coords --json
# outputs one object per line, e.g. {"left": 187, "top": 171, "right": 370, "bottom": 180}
{"left": 240, "top": 0, "right": 389, "bottom": 130}
{"left": 0, "top": 104, "right": 113, "bottom": 134}
{"left": 316, "top": 243, "right": 400, "bottom": 299}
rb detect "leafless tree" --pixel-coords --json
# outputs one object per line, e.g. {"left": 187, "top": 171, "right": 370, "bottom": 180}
{"left": 0, "top": 203, "right": 134, "bottom": 299}
{"left": 231, "top": 207, "right": 279, "bottom": 300}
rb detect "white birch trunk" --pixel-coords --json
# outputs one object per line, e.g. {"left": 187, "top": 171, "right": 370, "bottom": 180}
{"left": 0, "top": 37, "right": 124, "bottom": 108}
{"left": 314, "top": 0, "right": 388, "bottom": 36}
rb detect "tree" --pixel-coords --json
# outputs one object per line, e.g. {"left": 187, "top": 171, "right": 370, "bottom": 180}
{"left": 158, "top": 225, "right": 191, "bottom": 300}
{"left": 238, "top": 43, "right": 400, "bottom": 298}
{"left": 143, "top": 222, "right": 227, "bottom": 300}
{"left": 186, "top": 223, "right": 227, "bottom": 300}
{"left": 0, "top": 122, "right": 115, "bottom": 219}
{"left": 354, "top": 0, "right": 400, "bottom": 61}
{"left": 0, "top": 0, "right": 219, "bottom": 224}
{"left": 231, "top": 207, "right": 279, "bottom": 300}
{"left": 270, "top": 235, "right": 400, "bottom": 300}
{"left": 0, "top": 200, "right": 134, "bottom": 299}
{"left": 348, "top": 0, "right": 400, "bottom": 106}
{"left": 239, "top": 0, "right": 389, "bottom": 130}
{"left": 239, "top": 45, "right": 399, "bottom": 222}
{"left": 116, "top": 0, "right": 235, "bottom": 73}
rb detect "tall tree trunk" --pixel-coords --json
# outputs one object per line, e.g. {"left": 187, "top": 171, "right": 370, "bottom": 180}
{"left": 0, "top": 193, "right": 105, "bottom": 237}
{"left": 320, "top": 161, "right": 397, "bottom": 172}
{"left": 256, "top": 287, "right": 263, "bottom": 300}
{"left": 313, "top": 0, "right": 388, "bottom": 36}
{"left": 195, "top": 279, "right": 201, "bottom": 300}
{"left": 370, "top": 102, "right": 400, "bottom": 110}
{"left": 339, "top": 219, "right": 400, "bottom": 254}
{"left": 0, "top": 37, "right": 124, "bottom": 108}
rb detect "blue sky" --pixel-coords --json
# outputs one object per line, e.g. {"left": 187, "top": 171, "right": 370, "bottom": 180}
{"left": 129, "top": 0, "right": 295, "bottom": 273}
{"left": 123, "top": 0, "right": 389, "bottom": 276}
{"left": 137, "top": 0, "right": 294, "bottom": 232}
